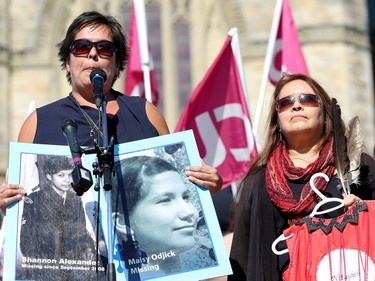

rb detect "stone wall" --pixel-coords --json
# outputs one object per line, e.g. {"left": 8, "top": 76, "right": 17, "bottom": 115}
{"left": 0, "top": 0, "right": 374, "bottom": 176}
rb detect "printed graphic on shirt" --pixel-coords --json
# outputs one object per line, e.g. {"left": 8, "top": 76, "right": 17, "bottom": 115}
{"left": 316, "top": 249, "right": 375, "bottom": 281}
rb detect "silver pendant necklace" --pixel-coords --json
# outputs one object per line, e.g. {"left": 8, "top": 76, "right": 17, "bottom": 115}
{"left": 70, "top": 93, "right": 104, "bottom": 139}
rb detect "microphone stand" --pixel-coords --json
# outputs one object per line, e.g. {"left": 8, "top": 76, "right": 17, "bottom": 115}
{"left": 94, "top": 95, "right": 116, "bottom": 281}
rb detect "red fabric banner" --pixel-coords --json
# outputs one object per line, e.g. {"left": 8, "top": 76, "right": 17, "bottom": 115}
{"left": 269, "top": 0, "right": 309, "bottom": 85}
{"left": 175, "top": 34, "right": 257, "bottom": 187}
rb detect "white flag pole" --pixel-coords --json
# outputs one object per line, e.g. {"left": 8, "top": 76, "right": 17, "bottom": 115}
{"left": 134, "top": 0, "right": 153, "bottom": 103}
{"left": 252, "top": 0, "right": 283, "bottom": 138}
{"left": 230, "top": 28, "right": 257, "bottom": 193}
{"left": 229, "top": 27, "right": 255, "bottom": 155}
{"left": 229, "top": 28, "right": 249, "bottom": 108}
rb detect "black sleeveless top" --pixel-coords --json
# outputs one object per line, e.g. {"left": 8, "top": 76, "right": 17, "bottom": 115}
{"left": 34, "top": 90, "right": 159, "bottom": 146}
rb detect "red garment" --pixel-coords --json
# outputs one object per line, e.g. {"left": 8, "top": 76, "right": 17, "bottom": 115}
{"left": 282, "top": 200, "right": 375, "bottom": 281}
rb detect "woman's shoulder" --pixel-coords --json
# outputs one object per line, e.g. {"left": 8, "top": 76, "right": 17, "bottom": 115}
{"left": 115, "top": 90, "right": 169, "bottom": 135}
{"left": 37, "top": 96, "right": 72, "bottom": 111}
{"left": 115, "top": 91, "right": 149, "bottom": 118}
{"left": 115, "top": 91, "right": 146, "bottom": 107}
{"left": 361, "top": 152, "right": 375, "bottom": 167}
{"left": 35, "top": 96, "right": 75, "bottom": 119}
{"left": 237, "top": 166, "right": 266, "bottom": 198}
{"left": 351, "top": 152, "right": 375, "bottom": 200}
{"left": 242, "top": 166, "right": 266, "bottom": 186}
{"left": 359, "top": 152, "right": 375, "bottom": 185}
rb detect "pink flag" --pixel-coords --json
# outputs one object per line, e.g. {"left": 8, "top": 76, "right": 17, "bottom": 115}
{"left": 175, "top": 32, "right": 257, "bottom": 187}
{"left": 269, "top": 0, "right": 309, "bottom": 85}
{"left": 125, "top": 2, "right": 159, "bottom": 105}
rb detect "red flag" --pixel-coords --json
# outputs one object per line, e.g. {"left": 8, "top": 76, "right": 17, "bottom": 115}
{"left": 175, "top": 31, "right": 257, "bottom": 187}
{"left": 269, "top": 0, "right": 309, "bottom": 85}
{"left": 125, "top": 1, "right": 159, "bottom": 105}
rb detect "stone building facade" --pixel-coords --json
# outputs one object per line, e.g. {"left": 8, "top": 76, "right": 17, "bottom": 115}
{"left": 0, "top": 0, "right": 374, "bottom": 175}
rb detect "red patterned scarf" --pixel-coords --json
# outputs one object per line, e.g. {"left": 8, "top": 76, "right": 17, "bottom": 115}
{"left": 265, "top": 137, "right": 335, "bottom": 224}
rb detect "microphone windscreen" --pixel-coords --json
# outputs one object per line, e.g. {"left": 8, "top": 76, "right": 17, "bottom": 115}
{"left": 62, "top": 118, "right": 77, "bottom": 132}
{"left": 90, "top": 69, "right": 107, "bottom": 83}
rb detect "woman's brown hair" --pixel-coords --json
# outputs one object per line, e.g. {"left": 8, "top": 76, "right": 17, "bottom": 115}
{"left": 246, "top": 73, "right": 334, "bottom": 177}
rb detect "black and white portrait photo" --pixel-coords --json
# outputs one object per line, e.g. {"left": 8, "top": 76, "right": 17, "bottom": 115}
{"left": 16, "top": 154, "right": 106, "bottom": 281}
{"left": 112, "top": 143, "right": 217, "bottom": 280}
{"left": 4, "top": 133, "right": 232, "bottom": 281}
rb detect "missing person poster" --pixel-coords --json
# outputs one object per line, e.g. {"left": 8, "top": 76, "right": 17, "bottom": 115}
{"left": 4, "top": 130, "right": 232, "bottom": 281}
{"left": 4, "top": 144, "right": 107, "bottom": 281}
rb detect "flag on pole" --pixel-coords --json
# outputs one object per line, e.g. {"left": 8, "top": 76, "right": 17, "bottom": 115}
{"left": 269, "top": 0, "right": 309, "bottom": 85}
{"left": 125, "top": 0, "right": 159, "bottom": 105}
{"left": 252, "top": 0, "right": 309, "bottom": 136}
{"left": 175, "top": 29, "right": 257, "bottom": 187}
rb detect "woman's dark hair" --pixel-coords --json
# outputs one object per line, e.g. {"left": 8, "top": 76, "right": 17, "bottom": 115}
{"left": 57, "top": 11, "right": 129, "bottom": 84}
{"left": 112, "top": 155, "right": 180, "bottom": 215}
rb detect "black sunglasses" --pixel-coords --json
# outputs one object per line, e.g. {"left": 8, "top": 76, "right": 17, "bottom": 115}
{"left": 276, "top": 93, "right": 320, "bottom": 112}
{"left": 70, "top": 39, "right": 117, "bottom": 57}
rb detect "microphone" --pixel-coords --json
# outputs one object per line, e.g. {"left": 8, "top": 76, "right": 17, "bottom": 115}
{"left": 90, "top": 69, "right": 107, "bottom": 108}
{"left": 61, "top": 118, "right": 83, "bottom": 164}
{"left": 62, "top": 118, "right": 93, "bottom": 196}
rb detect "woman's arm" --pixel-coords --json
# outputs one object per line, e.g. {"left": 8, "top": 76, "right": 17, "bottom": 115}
{"left": 18, "top": 111, "right": 37, "bottom": 143}
{"left": 145, "top": 101, "right": 170, "bottom": 135}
